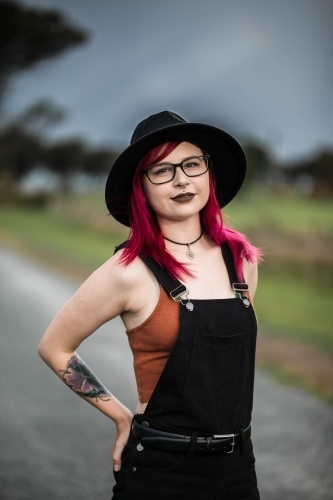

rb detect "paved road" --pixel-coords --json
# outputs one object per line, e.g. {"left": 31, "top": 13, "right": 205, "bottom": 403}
{"left": 0, "top": 247, "right": 332, "bottom": 500}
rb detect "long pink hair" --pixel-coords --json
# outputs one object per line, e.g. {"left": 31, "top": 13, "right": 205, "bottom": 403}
{"left": 119, "top": 141, "right": 262, "bottom": 281}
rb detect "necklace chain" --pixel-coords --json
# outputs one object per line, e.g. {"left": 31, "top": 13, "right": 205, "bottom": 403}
{"left": 163, "top": 230, "right": 203, "bottom": 246}
{"left": 163, "top": 230, "right": 204, "bottom": 260}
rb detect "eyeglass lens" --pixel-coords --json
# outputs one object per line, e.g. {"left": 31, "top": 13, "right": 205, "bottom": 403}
{"left": 147, "top": 156, "right": 208, "bottom": 184}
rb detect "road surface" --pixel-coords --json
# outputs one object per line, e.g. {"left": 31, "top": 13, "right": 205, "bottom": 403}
{"left": 0, "top": 246, "right": 332, "bottom": 500}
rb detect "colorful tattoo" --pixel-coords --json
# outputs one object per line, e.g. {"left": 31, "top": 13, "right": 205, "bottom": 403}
{"left": 60, "top": 354, "right": 111, "bottom": 402}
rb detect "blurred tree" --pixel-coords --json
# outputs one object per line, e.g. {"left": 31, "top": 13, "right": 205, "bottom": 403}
{"left": 0, "top": 0, "right": 87, "bottom": 202}
{"left": 0, "top": 124, "right": 42, "bottom": 178}
{"left": 0, "top": 124, "right": 43, "bottom": 202}
{"left": 242, "top": 142, "right": 272, "bottom": 185}
{"left": 42, "top": 139, "right": 86, "bottom": 193}
{"left": 284, "top": 150, "right": 333, "bottom": 197}
{"left": 0, "top": 0, "right": 88, "bottom": 102}
{"left": 83, "top": 149, "right": 118, "bottom": 176}
{"left": 16, "top": 98, "right": 67, "bottom": 133}
{"left": 0, "top": 98, "right": 68, "bottom": 202}
{"left": 308, "top": 151, "right": 333, "bottom": 186}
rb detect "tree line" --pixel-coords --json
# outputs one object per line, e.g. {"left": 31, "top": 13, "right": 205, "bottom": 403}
{"left": 0, "top": 99, "right": 118, "bottom": 198}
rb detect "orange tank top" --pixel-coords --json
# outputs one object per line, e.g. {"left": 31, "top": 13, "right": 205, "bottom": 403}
{"left": 126, "top": 286, "right": 180, "bottom": 403}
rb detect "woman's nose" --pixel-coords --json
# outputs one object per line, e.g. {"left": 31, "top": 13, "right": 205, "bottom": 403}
{"left": 173, "top": 166, "right": 189, "bottom": 187}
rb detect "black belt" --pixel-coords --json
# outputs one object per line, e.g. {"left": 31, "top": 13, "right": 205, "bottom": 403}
{"left": 132, "top": 420, "right": 251, "bottom": 455}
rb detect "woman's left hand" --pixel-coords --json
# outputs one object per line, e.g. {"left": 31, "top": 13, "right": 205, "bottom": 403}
{"left": 112, "top": 410, "right": 133, "bottom": 472}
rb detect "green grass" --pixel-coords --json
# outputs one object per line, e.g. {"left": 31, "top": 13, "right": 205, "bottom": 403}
{"left": 0, "top": 208, "right": 127, "bottom": 270}
{"left": 258, "top": 364, "right": 333, "bottom": 405}
{"left": 255, "top": 265, "right": 333, "bottom": 354}
{"left": 224, "top": 189, "right": 333, "bottom": 238}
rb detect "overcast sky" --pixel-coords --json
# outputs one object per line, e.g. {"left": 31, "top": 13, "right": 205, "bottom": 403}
{"left": 4, "top": 0, "right": 333, "bottom": 161}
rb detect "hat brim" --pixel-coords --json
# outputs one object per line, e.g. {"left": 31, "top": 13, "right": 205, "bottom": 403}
{"left": 105, "top": 122, "right": 246, "bottom": 227}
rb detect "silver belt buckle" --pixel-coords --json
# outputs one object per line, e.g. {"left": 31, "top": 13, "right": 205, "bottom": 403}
{"left": 213, "top": 433, "right": 235, "bottom": 454}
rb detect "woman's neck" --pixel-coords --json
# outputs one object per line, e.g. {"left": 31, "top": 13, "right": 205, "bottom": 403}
{"left": 158, "top": 216, "right": 202, "bottom": 244}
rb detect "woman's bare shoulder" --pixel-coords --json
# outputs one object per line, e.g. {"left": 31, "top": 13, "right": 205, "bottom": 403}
{"left": 63, "top": 250, "right": 149, "bottom": 324}
{"left": 86, "top": 249, "right": 148, "bottom": 299}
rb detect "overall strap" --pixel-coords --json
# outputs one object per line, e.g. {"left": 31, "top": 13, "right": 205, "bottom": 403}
{"left": 113, "top": 242, "right": 187, "bottom": 301}
{"left": 140, "top": 255, "right": 187, "bottom": 301}
{"left": 221, "top": 243, "right": 243, "bottom": 285}
{"left": 113, "top": 241, "right": 127, "bottom": 254}
{"left": 222, "top": 244, "right": 251, "bottom": 308}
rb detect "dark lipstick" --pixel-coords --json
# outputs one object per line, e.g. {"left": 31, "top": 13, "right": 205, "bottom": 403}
{"left": 171, "top": 192, "right": 195, "bottom": 203}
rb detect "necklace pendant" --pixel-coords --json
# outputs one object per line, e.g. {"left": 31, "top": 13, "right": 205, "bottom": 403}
{"left": 186, "top": 244, "right": 195, "bottom": 260}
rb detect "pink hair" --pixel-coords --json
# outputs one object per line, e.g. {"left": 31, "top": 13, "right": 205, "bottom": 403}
{"left": 119, "top": 142, "right": 262, "bottom": 281}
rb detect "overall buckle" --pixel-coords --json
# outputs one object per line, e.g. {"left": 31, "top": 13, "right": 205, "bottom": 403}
{"left": 213, "top": 433, "right": 235, "bottom": 453}
{"left": 170, "top": 284, "right": 188, "bottom": 302}
{"left": 170, "top": 285, "right": 194, "bottom": 311}
{"left": 232, "top": 283, "right": 251, "bottom": 308}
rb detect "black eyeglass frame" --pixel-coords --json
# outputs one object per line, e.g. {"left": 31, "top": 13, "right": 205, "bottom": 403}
{"left": 142, "top": 155, "right": 210, "bottom": 185}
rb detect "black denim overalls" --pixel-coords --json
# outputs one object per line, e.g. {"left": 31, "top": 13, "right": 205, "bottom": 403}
{"left": 112, "top": 244, "right": 260, "bottom": 500}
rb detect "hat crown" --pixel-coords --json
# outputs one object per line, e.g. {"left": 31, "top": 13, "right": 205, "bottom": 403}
{"left": 131, "top": 111, "right": 186, "bottom": 145}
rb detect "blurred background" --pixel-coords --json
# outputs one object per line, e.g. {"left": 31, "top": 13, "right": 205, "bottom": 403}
{"left": 0, "top": 0, "right": 332, "bottom": 499}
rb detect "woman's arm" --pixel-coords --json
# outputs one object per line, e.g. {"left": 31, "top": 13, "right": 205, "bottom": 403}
{"left": 38, "top": 253, "right": 139, "bottom": 471}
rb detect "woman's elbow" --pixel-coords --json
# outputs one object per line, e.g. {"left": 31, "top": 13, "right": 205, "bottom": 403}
{"left": 38, "top": 336, "right": 49, "bottom": 362}
{"left": 38, "top": 334, "right": 58, "bottom": 365}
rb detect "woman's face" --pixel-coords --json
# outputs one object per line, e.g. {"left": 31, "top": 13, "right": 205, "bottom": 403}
{"left": 141, "top": 142, "right": 210, "bottom": 223}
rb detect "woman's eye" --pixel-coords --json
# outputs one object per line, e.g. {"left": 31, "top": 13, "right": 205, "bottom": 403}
{"left": 184, "top": 161, "right": 199, "bottom": 169}
{"left": 153, "top": 166, "right": 173, "bottom": 176}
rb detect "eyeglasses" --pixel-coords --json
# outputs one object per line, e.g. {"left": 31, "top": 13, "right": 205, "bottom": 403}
{"left": 142, "top": 155, "right": 210, "bottom": 185}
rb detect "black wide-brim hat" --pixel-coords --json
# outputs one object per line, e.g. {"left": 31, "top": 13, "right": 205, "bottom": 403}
{"left": 105, "top": 111, "right": 247, "bottom": 227}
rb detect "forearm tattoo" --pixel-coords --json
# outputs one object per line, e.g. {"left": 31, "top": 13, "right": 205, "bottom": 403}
{"left": 60, "top": 354, "right": 111, "bottom": 402}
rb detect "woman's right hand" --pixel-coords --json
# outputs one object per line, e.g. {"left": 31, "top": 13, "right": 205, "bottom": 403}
{"left": 112, "top": 411, "right": 133, "bottom": 472}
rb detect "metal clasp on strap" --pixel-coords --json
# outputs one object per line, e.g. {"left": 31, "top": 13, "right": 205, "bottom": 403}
{"left": 232, "top": 283, "right": 251, "bottom": 308}
{"left": 213, "top": 433, "right": 235, "bottom": 454}
{"left": 170, "top": 284, "right": 188, "bottom": 302}
{"left": 232, "top": 283, "right": 249, "bottom": 296}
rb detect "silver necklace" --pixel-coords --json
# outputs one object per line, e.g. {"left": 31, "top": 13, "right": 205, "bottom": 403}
{"left": 163, "top": 230, "right": 204, "bottom": 259}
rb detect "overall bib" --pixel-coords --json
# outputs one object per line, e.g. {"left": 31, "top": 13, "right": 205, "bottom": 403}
{"left": 112, "top": 244, "right": 260, "bottom": 500}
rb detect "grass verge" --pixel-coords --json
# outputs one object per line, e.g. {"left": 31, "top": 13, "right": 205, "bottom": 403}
{"left": 255, "top": 265, "right": 333, "bottom": 354}
{"left": 256, "top": 332, "right": 333, "bottom": 404}
{"left": 0, "top": 207, "right": 127, "bottom": 273}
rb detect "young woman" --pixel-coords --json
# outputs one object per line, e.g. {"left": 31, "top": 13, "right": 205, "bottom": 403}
{"left": 39, "top": 111, "right": 261, "bottom": 499}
